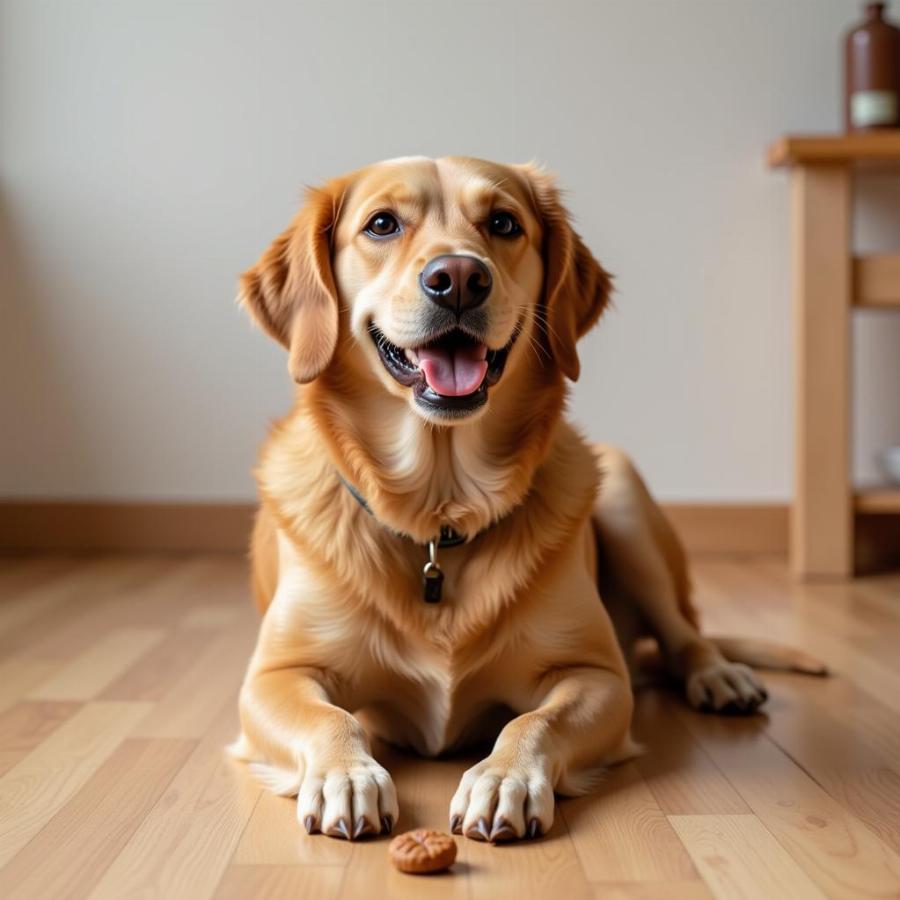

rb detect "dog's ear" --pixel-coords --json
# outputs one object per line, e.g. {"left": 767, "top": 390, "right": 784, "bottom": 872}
{"left": 238, "top": 179, "right": 344, "bottom": 384}
{"left": 519, "top": 165, "right": 612, "bottom": 382}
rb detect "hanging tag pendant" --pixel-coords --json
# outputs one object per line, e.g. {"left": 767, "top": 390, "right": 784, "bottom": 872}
{"left": 422, "top": 564, "right": 444, "bottom": 603}
{"left": 422, "top": 539, "right": 444, "bottom": 603}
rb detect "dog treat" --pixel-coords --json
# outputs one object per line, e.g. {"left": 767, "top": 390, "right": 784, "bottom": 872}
{"left": 388, "top": 828, "right": 457, "bottom": 874}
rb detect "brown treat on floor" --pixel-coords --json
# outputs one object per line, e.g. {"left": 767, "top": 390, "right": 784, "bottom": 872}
{"left": 388, "top": 828, "right": 457, "bottom": 874}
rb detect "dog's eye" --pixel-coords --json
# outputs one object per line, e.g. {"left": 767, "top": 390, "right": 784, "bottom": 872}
{"left": 364, "top": 212, "right": 401, "bottom": 238}
{"left": 489, "top": 211, "right": 522, "bottom": 238}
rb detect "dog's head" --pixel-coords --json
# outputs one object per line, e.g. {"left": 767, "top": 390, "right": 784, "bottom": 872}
{"left": 239, "top": 157, "right": 611, "bottom": 423}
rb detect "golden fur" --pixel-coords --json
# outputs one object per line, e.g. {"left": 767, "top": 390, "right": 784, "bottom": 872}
{"left": 232, "top": 157, "right": 824, "bottom": 844}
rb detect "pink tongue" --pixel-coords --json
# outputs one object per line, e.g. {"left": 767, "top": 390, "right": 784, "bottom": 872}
{"left": 417, "top": 342, "right": 489, "bottom": 397}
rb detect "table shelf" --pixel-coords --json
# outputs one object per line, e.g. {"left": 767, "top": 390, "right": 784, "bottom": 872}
{"left": 769, "top": 132, "right": 900, "bottom": 167}
{"left": 854, "top": 255, "right": 900, "bottom": 308}
{"left": 855, "top": 489, "right": 900, "bottom": 515}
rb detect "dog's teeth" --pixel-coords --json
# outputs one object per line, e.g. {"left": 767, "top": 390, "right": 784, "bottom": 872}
{"left": 404, "top": 348, "right": 419, "bottom": 366}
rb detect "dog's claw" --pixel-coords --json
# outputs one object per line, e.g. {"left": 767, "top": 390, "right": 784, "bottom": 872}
{"left": 490, "top": 817, "right": 517, "bottom": 842}
{"left": 353, "top": 816, "right": 375, "bottom": 839}
{"left": 527, "top": 818, "right": 542, "bottom": 839}
{"left": 465, "top": 817, "right": 492, "bottom": 841}
{"left": 303, "top": 815, "right": 316, "bottom": 834}
{"left": 450, "top": 814, "right": 462, "bottom": 835}
{"left": 327, "top": 817, "right": 351, "bottom": 840}
{"left": 381, "top": 815, "right": 394, "bottom": 834}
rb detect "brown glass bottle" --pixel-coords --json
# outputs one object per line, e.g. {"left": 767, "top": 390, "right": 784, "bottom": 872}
{"left": 846, "top": 3, "right": 900, "bottom": 130}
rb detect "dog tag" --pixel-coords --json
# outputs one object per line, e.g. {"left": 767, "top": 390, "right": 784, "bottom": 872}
{"left": 422, "top": 539, "right": 443, "bottom": 603}
{"left": 422, "top": 562, "right": 444, "bottom": 603}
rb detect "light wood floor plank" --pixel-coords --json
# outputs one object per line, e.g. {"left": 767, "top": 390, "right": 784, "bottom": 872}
{"left": 464, "top": 819, "right": 592, "bottom": 900}
{"left": 0, "top": 558, "right": 169, "bottom": 660}
{"left": 798, "top": 674, "right": 900, "bottom": 770}
{"left": 563, "top": 761, "right": 698, "bottom": 884}
{"left": 99, "top": 625, "right": 226, "bottom": 702}
{"left": 101, "top": 556, "right": 252, "bottom": 633}
{"left": 0, "top": 700, "right": 152, "bottom": 867}
{"left": 87, "top": 701, "right": 262, "bottom": 900}
{"left": 131, "top": 622, "right": 255, "bottom": 739}
{"left": 0, "top": 737, "right": 194, "bottom": 900}
{"left": 0, "top": 700, "right": 80, "bottom": 776}
{"left": 677, "top": 707, "right": 900, "bottom": 898}
{"left": 633, "top": 690, "right": 749, "bottom": 815}
{"left": 0, "top": 557, "right": 79, "bottom": 603}
{"left": 214, "top": 865, "right": 345, "bottom": 900}
{"left": 28, "top": 627, "right": 165, "bottom": 701}
{"left": 670, "top": 814, "right": 826, "bottom": 900}
{"left": 591, "top": 883, "right": 714, "bottom": 900}
{"left": 232, "top": 789, "right": 353, "bottom": 866}
{"left": 22, "top": 557, "right": 221, "bottom": 660}
{"left": 180, "top": 603, "right": 240, "bottom": 629}
{"left": 763, "top": 674, "right": 900, "bottom": 857}
{"left": 0, "top": 558, "right": 151, "bottom": 648}
{"left": 0, "top": 658, "right": 65, "bottom": 713}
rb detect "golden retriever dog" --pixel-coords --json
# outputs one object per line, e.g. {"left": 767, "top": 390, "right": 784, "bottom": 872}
{"left": 231, "top": 156, "right": 824, "bottom": 844}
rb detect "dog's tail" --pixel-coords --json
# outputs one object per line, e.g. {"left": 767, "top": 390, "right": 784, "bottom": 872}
{"left": 711, "top": 636, "right": 828, "bottom": 676}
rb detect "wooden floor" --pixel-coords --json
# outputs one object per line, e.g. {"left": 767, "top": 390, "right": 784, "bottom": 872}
{"left": 1, "top": 555, "right": 899, "bottom": 899}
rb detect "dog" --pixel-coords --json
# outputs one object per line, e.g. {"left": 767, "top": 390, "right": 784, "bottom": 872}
{"left": 231, "top": 156, "right": 825, "bottom": 844}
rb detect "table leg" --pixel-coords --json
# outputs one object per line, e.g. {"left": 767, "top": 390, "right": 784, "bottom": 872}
{"left": 791, "top": 164, "right": 852, "bottom": 579}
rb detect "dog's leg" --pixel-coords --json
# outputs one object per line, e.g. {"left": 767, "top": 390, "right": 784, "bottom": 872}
{"left": 236, "top": 530, "right": 399, "bottom": 839}
{"left": 449, "top": 666, "right": 634, "bottom": 842}
{"left": 592, "top": 443, "right": 768, "bottom": 714}
{"left": 238, "top": 668, "right": 399, "bottom": 839}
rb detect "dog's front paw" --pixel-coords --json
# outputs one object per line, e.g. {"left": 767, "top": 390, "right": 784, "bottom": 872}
{"left": 449, "top": 756, "right": 554, "bottom": 842}
{"left": 686, "top": 661, "right": 768, "bottom": 714}
{"left": 297, "top": 755, "right": 398, "bottom": 840}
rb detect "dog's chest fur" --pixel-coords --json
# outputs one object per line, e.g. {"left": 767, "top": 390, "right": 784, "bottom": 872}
{"left": 273, "top": 532, "right": 533, "bottom": 756}
{"left": 357, "top": 638, "right": 514, "bottom": 757}
{"left": 260, "top": 410, "right": 602, "bottom": 756}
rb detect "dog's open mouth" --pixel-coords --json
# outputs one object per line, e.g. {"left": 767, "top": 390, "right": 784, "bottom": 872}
{"left": 370, "top": 325, "right": 514, "bottom": 416}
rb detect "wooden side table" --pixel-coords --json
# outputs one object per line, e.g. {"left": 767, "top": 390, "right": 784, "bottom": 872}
{"left": 769, "top": 133, "right": 900, "bottom": 579}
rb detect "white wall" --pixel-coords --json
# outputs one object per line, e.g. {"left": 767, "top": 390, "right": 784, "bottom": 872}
{"left": 2, "top": 0, "right": 899, "bottom": 502}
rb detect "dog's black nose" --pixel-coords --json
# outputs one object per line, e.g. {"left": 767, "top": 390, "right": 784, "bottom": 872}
{"left": 420, "top": 254, "right": 492, "bottom": 315}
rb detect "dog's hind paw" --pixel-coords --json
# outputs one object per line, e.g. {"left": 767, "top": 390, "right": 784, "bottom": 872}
{"left": 686, "top": 661, "right": 768, "bottom": 714}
